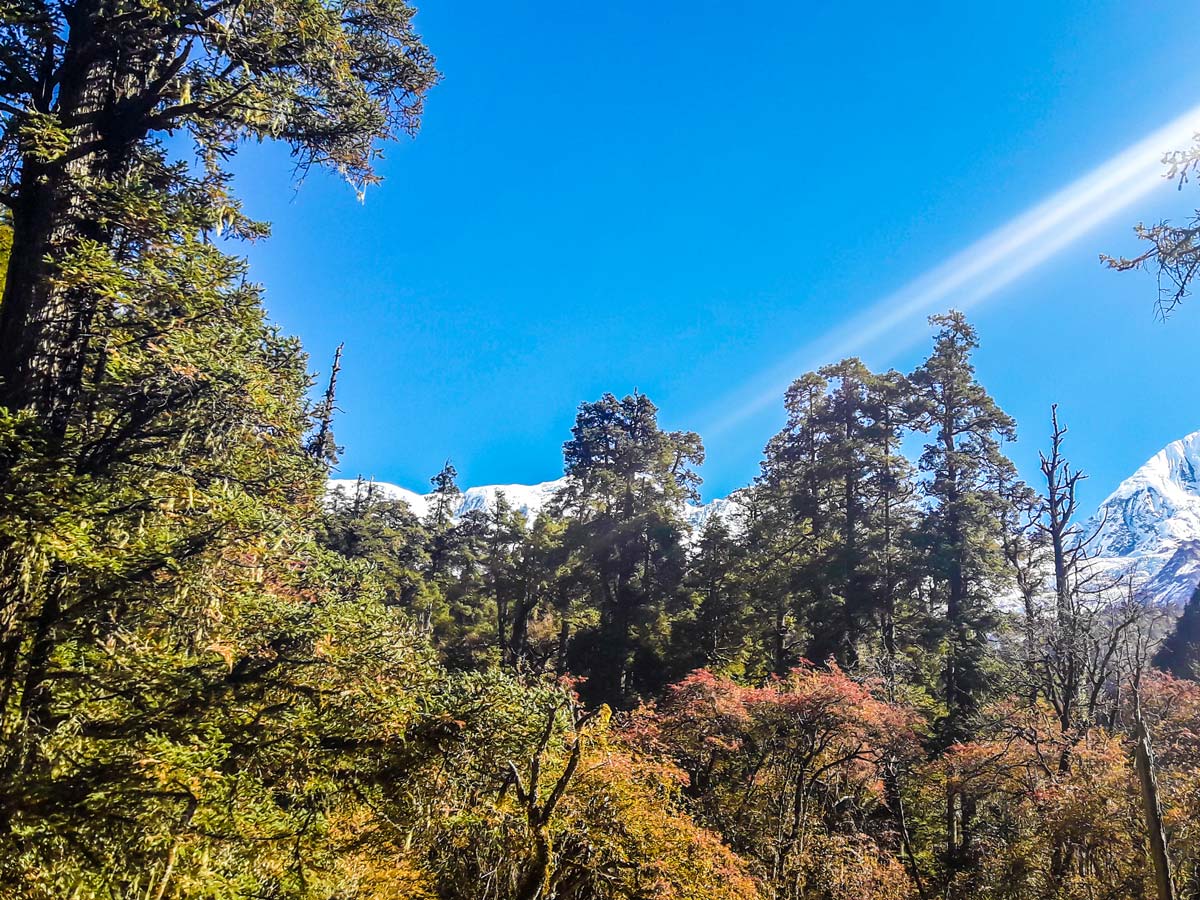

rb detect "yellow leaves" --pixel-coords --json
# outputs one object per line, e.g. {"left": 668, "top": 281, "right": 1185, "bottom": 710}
{"left": 212, "top": 203, "right": 244, "bottom": 237}
{"left": 313, "top": 632, "right": 335, "bottom": 660}
{"left": 334, "top": 851, "right": 435, "bottom": 900}
{"left": 559, "top": 743, "right": 762, "bottom": 900}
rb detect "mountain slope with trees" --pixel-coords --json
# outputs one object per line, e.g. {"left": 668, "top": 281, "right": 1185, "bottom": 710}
{"left": 334, "top": 426, "right": 1200, "bottom": 613}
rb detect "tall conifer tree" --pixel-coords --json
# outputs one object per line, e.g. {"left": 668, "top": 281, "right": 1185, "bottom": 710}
{"left": 910, "top": 311, "right": 1017, "bottom": 743}
{"left": 753, "top": 360, "right": 923, "bottom": 672}
{"left": 554, "top": 392, "right": 703, "bottom": 706}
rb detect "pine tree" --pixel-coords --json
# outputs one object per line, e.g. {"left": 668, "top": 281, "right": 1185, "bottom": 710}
{"left": 484, "top": 492, "right": 527, "bottom": 663}
{"left": 554, "top": 392, "right": 703, "bottom": 706}
{"left": 439, "top": 505, "right": 493, "bottom": 669}
{"left": 429, "top": 461, "right": 463, "bottom": 532}
{"left": 669, "top": 512, "right": 755, "bottom": 677}
{"left": 504, "top": 511, "right": 571, "bottom": 671}
{"left": 321, "top": 480, "right": 431, "bottom": 610}
{"left": 751, "top": 371, "right": 831, "bottom": 669}
{"left": 424, "top": 460, "right": 467, "bottom": 597}
{"left": 910, "top": 311, "right": 1017, "bottom": 744}
{"left": 1155, "top": 585, "right": 1200, "bottom": 680}
{"left": 858, "top": 368, "right": 926, "bottom": 698}
{"left": 738, "top": 485, "right": 808, "bottom": 677}
{"left": 752, "top": 360, "right": 924, "bottom": 674}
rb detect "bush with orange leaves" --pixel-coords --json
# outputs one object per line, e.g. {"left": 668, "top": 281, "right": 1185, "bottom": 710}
{"left": 1139, "top": 672, "right": 1200, "bottom": 898}
{"left": 917, "top": 700, "right": 1150, "bottom": 900}
{"left": 550, "top": 736, "right": 763, "bottom": 900}
{"left": 629, "top": 665, "right": 921, "bottom": 900}
{"left": 398, "top": 672, "right": 763, "bottom": 900}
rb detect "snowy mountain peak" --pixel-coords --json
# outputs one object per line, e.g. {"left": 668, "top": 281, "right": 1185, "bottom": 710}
{"left": 329, "top": 429, "right": 1200, "bottom": 605}
{"left": 1089, "top": 430, "right": 1200, "bottom": 604}
{"left": 1091, "top": 431, "right": 1200, "bottom": 555}
{"left": 327, "top": 477, "right": 569, "bottom": 523}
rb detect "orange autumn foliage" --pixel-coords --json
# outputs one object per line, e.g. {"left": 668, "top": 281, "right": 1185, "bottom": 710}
{"left": 630, "top": 666, "right": 920, "bottom": 900}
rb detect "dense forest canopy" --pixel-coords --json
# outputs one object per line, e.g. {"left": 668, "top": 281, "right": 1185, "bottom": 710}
{"left": 0, "top": 2, "right": 1199, "bottom": 899}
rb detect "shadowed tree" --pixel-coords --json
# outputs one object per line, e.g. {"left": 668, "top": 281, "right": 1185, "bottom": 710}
{"left": 1155, "top": 585, "right": 1200, "bottom": 680}
{"left": 554, "top": 392, "right": 703, "bottom": 707}
{"left": 0, "top": 0, "right": 437, "bottom": 432}
{"left": 751, "top": 359, "right": 925, "bottom": 676}
{"left": 0, "top": 2, "right": 440, "bottom": 890}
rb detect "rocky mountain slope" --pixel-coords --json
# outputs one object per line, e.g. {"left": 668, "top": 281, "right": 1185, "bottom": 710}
{"left": 1087, "top": 430, "right": 1200, "bottom": 605}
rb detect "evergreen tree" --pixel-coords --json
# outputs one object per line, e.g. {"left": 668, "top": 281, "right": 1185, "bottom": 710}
{"left": 504, "top": 510, "right": 572, "bottom": 671}
{"left": 669, "top": 512, "right": 755, "bottom": 677}
{"left": 554, "top": 392, "right": 703, "bottom": 706}
{"left": 426, "top": 459, "right": 462, "bottom": 577}
{"left": 484, "top": 491, "right": 528, "bottom": 664}
{"left": 738, "top": 485, "right": 808, "bottom": 677}
{"left": 438, "top": 505, "right": 493, "bottom": 669}
{"left": 751, "top": 371, "right": 831, "bottom": 670}
{"left": 321, "top": 479, "right": 431, "bottom": 610}
{"left": 1155, "top": 585, "right": 1200, "bottom": 680}
{"left": 812, "top": 360, "right": 924, "bottom": 667}
{"left": 0, "top": 0, "right": 437, "bottom": 432}
{"left": 0, "top": 2, "right": 445, "bottom": 888}
{"left": 0, "top": 159, "right": 452, "bottom": 893}
{"left": 909, "top": 311, "right": 1017, "bottom": 743}
{"left": 857, "top": 368, "right": 927, "bottom": 698}
{"left": 429, "top": 461, "right": 462, "bottom": 528}
{"left": 752, "top": 360, "right": 924, "bottom": 674}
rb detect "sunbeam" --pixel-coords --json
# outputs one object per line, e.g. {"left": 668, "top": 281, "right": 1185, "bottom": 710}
{"left": 703, "top": 101, "right": 1200, "bottom": 436}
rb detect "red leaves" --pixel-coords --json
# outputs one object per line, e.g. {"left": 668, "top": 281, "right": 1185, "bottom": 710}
{"left": 626, "top": 665, "right": 922, "bottom": 899}
{"left": 642, "top": 665, "right": 919, "bottom": 767}
{"left": 634, "top": 666, "right": 917, "bottom": 812}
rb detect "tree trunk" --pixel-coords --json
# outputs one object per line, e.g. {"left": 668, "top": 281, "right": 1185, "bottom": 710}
{"left": 513, "top": 824, "right": 552, "bottom": 900}
{"left": 1134, "top": 707, "right": 1176, "bottom": 900}
{"left": 0, "top": 7, "right": 118, "bottom": 431}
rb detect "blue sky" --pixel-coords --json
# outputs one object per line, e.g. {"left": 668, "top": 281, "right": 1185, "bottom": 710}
{"left": 231, "top": 0, "right": 1200, "bottom": 511}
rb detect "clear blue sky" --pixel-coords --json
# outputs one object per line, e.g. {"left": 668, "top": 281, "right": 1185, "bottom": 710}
{"left": 230, "top": 0, "right": 1200, "bottom": 511}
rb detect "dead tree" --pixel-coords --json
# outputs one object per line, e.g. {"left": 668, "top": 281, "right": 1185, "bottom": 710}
{"left": 1037, "top": 406, "right": 1086, "bottom": 626}
{"left": 307, "top": 342, "right": 344, "bottom": 465}
{"left": 1132, "top": 666, "right": 1177, "bottom": 900}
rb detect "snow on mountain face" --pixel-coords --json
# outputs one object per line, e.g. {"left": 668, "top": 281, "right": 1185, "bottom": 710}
{"left": 684, "top": 496, "right": 740, "bottom": 533}
{"left": 1087, "top": 430, "right": 1200, "bottom": 605}
{"left": 327, "top": 478, "right": 570, "bottom": 522}
{"left": 327, "top": 476, "right": 735, "bottom": 532}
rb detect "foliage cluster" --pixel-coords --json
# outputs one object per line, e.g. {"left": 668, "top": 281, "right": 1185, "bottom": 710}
{"left": 2, "top": 1, "right": 1200, "bottom": 897}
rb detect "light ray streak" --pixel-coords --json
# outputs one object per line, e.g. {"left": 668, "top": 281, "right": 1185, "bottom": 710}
{"left": 704, "top": 102, "right": 1200, "bottom": 436}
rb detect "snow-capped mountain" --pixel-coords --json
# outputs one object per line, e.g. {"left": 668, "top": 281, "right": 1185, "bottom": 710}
{"left": 327, "top": 477, "right": 735, "bottom": 532}
{"left": 1086, "top": 430, "right": 1200, "bottom": 605}
{"left": 327, "top": 478, "right": 569, "bottom": 522}
{"left": 329, "top": 429, "right": 1200, "bottom": 605}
